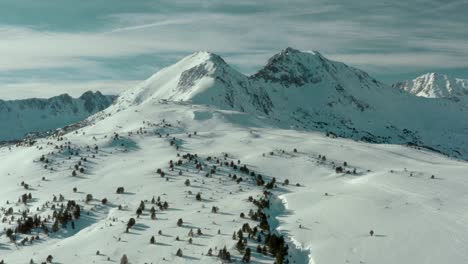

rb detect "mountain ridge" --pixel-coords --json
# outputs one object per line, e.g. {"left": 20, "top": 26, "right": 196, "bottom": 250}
{"left": 393, "top": 72, "right": 468, "bottom": 99}
{"left": 100, "top": 48, "right": 468, "bottom": 159}
{"left": 0, "top": 91, "right": 116, "bottom": 142}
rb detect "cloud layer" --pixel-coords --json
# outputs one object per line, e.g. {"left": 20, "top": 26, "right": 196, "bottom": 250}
{"left": 0, "top": 0, "right": 467, "bottom": 98}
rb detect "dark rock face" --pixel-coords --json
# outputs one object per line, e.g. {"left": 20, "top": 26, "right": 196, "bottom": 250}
{"left": 252, "top": 47, "right": 324, "bottom": 87}
{"left": 178, "top": 64, "right": 211, "bottom": 92}
{"left": 79, "top": 91, "right": 116, "bottom": 113}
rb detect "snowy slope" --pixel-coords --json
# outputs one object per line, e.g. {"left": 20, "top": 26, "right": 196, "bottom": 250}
{"left": 393, "top": 72, "right": 468, "bottom": 99}
{"left": 1, "top": 48, "right": 468, "bottom": 264}
{"left": 107, "top": 48, "right": 468, "bottom": 159}
{"left": 112, "top": 51, "right": 272, "bottom": 115}
{"left": 1, "top": 101, "right": 468, "bottom": 264}
{"left": 0, "top": 91, "right": 116, "bottom": 142}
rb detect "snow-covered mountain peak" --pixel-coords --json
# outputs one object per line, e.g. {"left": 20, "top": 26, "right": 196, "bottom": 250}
{"left": 103, "top": 49, "right": 468, "bottom": 160}
{"left": 252, "top": 47, "right": 329, "bottom": 85}
{"left": 251, "top": 47, "right": 383, "bottom": 92}
{"left": 179, "top": 51, "right": 230, "bottom": 71}
{"left": 113, "top": 47, "right": 387, "bottom": 114}
{"left": 393, "top": 73, "right": 468, "bottom": 98}
{"left": 112, "top": 50, "right": 245, "bottom": 110}
{"left": 110, "top": 51, "right": 266, "bottom": 111}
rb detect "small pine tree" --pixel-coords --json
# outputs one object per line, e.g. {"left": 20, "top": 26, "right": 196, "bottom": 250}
{"left": 85, "top": 194, "right": 93, "bottom": 203}
{"left": 136, "top": 207, "right": 143, "bottom": 217}
{"left": 177, "top": 218, "right": 183, "bottom": 227}
{"left": 176, "top": 248, "right": 183, "bottom": 257}
{"left": 150, "top": 236, "right": 155, "bottom": 244}
{"left": 256, "top": 245, "right": 262, "bottom": 253}
{"left": 242, "top": 247, "right": 251, "bottom": 262}
{"left": 236, "top": 237, "right": 245, "bottom": 252}
{"left": 127, "top": 218, "right": 136, "bottom": 229}
{"left": 120, "top": 254, "right": 128, "bottom": 264}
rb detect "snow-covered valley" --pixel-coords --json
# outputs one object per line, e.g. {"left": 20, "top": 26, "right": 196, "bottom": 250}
{"left": 1, "top": 48, "right": 468, "bottom": 264}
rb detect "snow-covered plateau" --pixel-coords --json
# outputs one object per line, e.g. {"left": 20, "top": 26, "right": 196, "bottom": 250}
{"left": 1, "top": 48, "right": 467, "bottom": 264}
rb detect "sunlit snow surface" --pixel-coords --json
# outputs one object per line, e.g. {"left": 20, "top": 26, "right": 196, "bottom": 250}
{"left": 1, "top": 49, "right": 468, "bottom": 263}
{"left": 1, "top": 101, "right": 467, "bottom": 264}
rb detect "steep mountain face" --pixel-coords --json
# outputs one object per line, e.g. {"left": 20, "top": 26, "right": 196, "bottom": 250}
{"left": 393, "top": 73, "right": 468, "bottom": 99}
{"left": 0, "top": 91, "right": 116, "bottom": 141}
{"left": 104, "top": 48, "right": 468, "bottom": 159}
{"left": 112, "top": 51, "right": 272, "bottom": 114}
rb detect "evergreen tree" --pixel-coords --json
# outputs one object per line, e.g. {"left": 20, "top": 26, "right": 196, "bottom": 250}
{"left": 120, "top": 254, "right": 128, "bottom": 264}
{"left": 236, "top": 237, "right": 245, "bottom": 252}
{"left": 136, "top": 207, "right": 143, "bottom": 217}
{"left": 127, "top": 218, "right": 136, "bottom": 229}
{"left": 242, "top": 248, "right": 251, "bottom": 263}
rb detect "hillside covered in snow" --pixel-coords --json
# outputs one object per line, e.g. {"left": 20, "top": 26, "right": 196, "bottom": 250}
{"left": 1, "top": 48, "right": 468, "bottom": 264}
{"left": 110, "top": 48, "right": 468, "bottom": 159}
{"left": 0, "top": 91, "right": 116, "bottom": 142}
{"left": 393, "top": 72, "right": 468, "bottom": 100}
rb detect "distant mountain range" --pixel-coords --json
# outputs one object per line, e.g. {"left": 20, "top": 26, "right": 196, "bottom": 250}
{"left": 3, "top": 49, "right": 468, "bottom": 158}
{"left": 0, "top": 91, "right": 116, "bottom": 142}
{"left": 393, "top": 73, "right": 468, "bottom": 101}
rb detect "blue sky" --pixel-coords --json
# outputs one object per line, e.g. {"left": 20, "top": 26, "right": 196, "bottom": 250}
{"left": 1, "top": 0, "right": 467, "bottom": 99}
